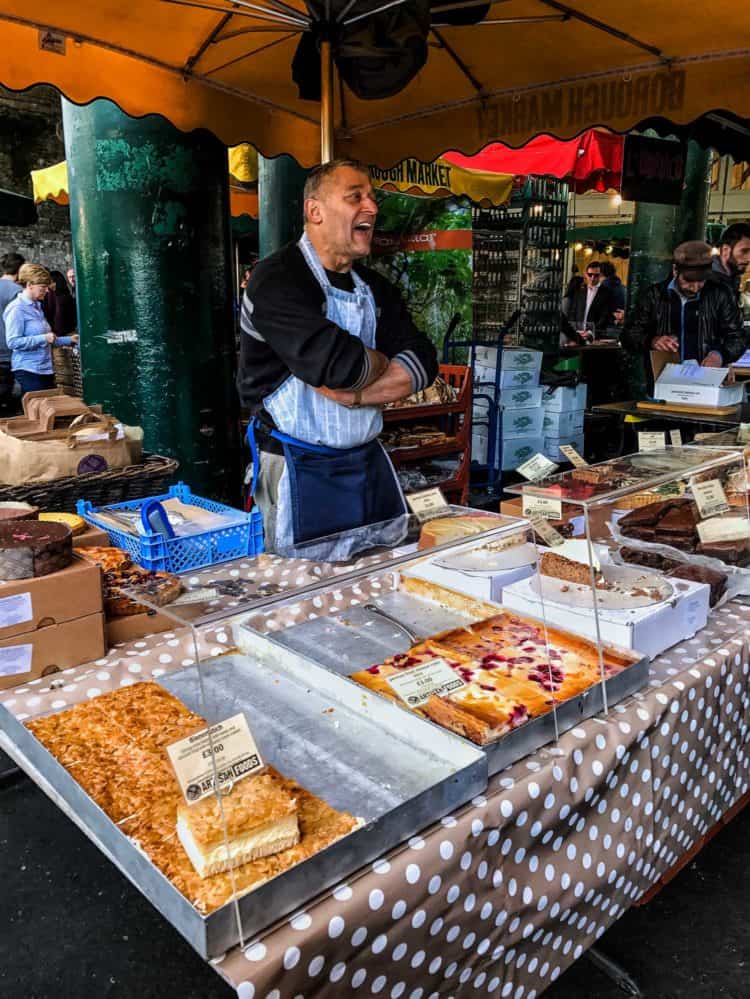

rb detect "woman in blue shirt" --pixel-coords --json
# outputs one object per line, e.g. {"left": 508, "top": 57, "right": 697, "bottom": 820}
{"left": 3, "top": 263, "right": 79, "bottom": 395}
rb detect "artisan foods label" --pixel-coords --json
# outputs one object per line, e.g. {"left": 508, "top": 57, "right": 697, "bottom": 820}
{"left": 738, "top": 423, "right": 750, "bottom": 444}
{"left": 638, "top": 431, "right": 666, "bottom": 452}
{"left": 523, "top": 493, "right": 563, "bottom": 521}
{"left": 696, "top": 517, "right": 750, "bottom": 545}
{"left": 558, "top": 444, "right": 588, "bottom": 468}
{"left": 669, "top": 429, "right": 683, "bottom": 446}
{"left": 691, "top": 479, "right": 730, "bottom": 519}
{"left": 517, "top": 452, "right": 558, "bottom": 482}
{"left": 530, "top": 516, "right": 565, "bottom": 547}
{"left": 405, "top": 486, "right": 451, "bottom": 522}
{"left": 387, "top": 657, "right": 466, "bottom": 708}
{"left": 0, "top": 592, "right": 33, "bottom": 629}
{"left": 167, "top": 713, "right": 264, "bottom": 806}
{"left": 0, "top": 643, "right": 32, "bottom": 677}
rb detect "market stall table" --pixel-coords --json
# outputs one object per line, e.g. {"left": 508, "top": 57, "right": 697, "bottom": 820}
{"left": 593, "top": 400, "right": 748, "bottom": 429}
{"left": 2, "top": 591, "right": 748, "bottom": 997}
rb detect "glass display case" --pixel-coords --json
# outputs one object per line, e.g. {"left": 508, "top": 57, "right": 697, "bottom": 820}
{"left": 0, "top": 500, "right": 656, "bottom": 958}
{"left": 506, "top": 446, "right": 750, "bottom": 669}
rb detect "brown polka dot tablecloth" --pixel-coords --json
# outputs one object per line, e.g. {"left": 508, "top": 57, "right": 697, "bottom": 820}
{"left": 2, "top": 600, "right": 749, "bottom": 999}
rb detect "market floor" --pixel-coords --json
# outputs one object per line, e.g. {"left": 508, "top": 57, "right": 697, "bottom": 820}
{"left": 1, "top": 768, "right": 748, "bottom": 999}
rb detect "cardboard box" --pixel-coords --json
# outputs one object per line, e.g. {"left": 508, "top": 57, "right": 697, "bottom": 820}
{"left": 0, "top": 612, "right": 106, "bottom": 690}
{"left": 502, "top": 574, "right": 709, "bottom": 661}
{"left": 541, "top": 384, "right": 587, "bottom": 412}
{"left": 74, "top": 525, "right": 111, "bottom": 548}
{"left": 652, "top": 359, "right": 745, "bottom": 408}
{"left": 0, "top": 557, "right": 103, "bottom": 641}
{"left": 499, "top": 386, "right": 544, "bottom": 411}
{"left": 503, "top": 407, "right": 544, "bottom": 439}
{"left": 543, "top": 431, "right": 585, "bottom": 462}
{"left": 501, "top": 435, "right": 544, "bottom": 470}
{"left": 542, "top": 409, "right": 585, "bottom": 436}
{"left": 472, "top": 430, "right": 490, "bottom": 465}
{"left": 475, "top": 346, "right": 543, "bottom": 373}
{"left": 499, "top": 368, "right": 540, "bottom": 390}
{"left": 106, "top": 609, "right": 177, "bottom": 647}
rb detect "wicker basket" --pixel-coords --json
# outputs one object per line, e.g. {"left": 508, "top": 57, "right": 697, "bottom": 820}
{"left": 52, "top": 346, "right": 83, "bottom": 398}
{"left": 0, "top": 453, "right": 178, "bottom": 513}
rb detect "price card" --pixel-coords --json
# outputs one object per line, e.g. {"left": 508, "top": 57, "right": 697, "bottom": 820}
{"left": 522, "top": 493, "right": 563, "bottom": 520}
{"left": 638, "top": 431, "right": 666, "bottom": 452}
{"left": 691, "top": 478, "right": 730, "bottom": 519}
{"left": 697, "top": 517, "right": 750, "bottom": 545}
{"left": 558, "top": 444, "right": 588, "bottom": 467}
{"left": 738, "top": 423, "right": 750, "bottom": 444}
{"left": 387, "top": 657, "right": 466, "bottom": 708}
{"left": 530, "top": 516, "right": 565, "bottom": 546}
{"left": 405, "top": 487, "right": 450, "bottom": 522}
{"left": 670, "top": 429, "right": 683, "bottom": 446}
{"left": 517, "top": 452, "right": 558, "bottom": 481}
{"left": 166, "top": 713, "right": 264, "bottom": 806}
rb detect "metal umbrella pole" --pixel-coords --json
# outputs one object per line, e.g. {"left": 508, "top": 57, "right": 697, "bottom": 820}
{"left": 320, "top": 38, "right": 335, "bottom": 162}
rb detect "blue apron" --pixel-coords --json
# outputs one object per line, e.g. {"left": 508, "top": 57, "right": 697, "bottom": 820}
{"left": 249, "top": 233, "right": 408, "bottom": 562}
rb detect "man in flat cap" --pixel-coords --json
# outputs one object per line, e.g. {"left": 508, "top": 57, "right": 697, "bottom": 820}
{"left": 622, "top": 240, "right": 746, "bottom": 391}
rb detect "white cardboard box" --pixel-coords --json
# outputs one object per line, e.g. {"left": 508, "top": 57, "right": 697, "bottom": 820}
{"left": 654, "top": 361, "right": 745, "bottom": 408}
{"left": 543, "top": 431, "right": 585, "bottom": 461}
{"left": 502, "top": 574, "right": 710, "bottom": 660}
{"left": 542, "top": 408, "right": 585, "bottom": 436}
{"left": 503, "top": 407, "right": 544, "bottom": 439}
{"left": 499, "top": 386, "right": 544, "bottom": 410}
{"left": 499, "top": 368, "right": 541, "bottom": 390}
{"left": 541, "top": 383, "right": 587, "bottom": 412}
{"left": 501, "top": 435, "right": 544, "bottom": 470}
{"left": 475, "top": 346, "right": 543, "bottom": 374}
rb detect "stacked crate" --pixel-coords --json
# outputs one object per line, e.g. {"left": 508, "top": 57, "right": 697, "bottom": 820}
{"left": 472, "top": 347, "right": 545, "bottom": 470}
{"left": 541, "top": 384, "right": 587, "bottom": 462}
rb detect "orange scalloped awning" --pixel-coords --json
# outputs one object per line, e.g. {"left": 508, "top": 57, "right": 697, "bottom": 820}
{"left": 1, "top": 3, "right": 747, "bottom": 167}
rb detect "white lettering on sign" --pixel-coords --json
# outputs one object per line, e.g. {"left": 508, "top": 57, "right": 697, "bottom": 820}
{"left": 638, "top": 432, "right": 666, "bottom": 452}
{"left": 517, "top": 453, "right": 558, "bottom": 482}
{"left": 405, "top": 487, "right": 451, "bottom": 523}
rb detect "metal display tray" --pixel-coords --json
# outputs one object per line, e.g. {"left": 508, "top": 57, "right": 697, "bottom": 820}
{"left": 0, "top": 651, "right": 486, "bottom": 960}
{"left": 236, "top": 570, "right": 650, "bottom": 776}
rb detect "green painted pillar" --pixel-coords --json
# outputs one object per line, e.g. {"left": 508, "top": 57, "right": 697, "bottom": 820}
{"left": 674, "top": 140, "right": 712, "bottom": 245}
{"left": 258, "top": 155, "right": 308, "bottom": 259}
{"left": 62, "top": 98, "right": 240, "bottom": 502}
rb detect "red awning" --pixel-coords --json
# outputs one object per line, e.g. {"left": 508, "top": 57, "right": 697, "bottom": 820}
{"left": 443, "top": 130, "right": 624, "bottom": 194}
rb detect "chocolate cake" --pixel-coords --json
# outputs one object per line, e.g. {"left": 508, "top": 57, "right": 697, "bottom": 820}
{"left": 666, "top": 564, "right": 728, "bottom": 606}
{"left": 0, "top": 502, "right": 39, "bottom": 522}
{"left": 657, "top": 503, "right": 699, "bottom": 535}
{"left": 619, "top": 547, "right": 679, "bottom": 572}
{"left": 0, "top": 521, "right": 73, "bottom": 580}
{"left": 619, "top": 499, "right": 677, "bottom": 530}
{"left": 696, "top": 540, "right": 750, "bottom": 567}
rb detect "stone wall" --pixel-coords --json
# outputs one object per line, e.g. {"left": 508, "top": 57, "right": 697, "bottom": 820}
{"left": 0, "top": 85, "right": 72, "bottom": 273}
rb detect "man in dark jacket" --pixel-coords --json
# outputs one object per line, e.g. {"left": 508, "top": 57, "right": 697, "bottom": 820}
{"left": 710, "top": 222, "right": 750, "bottom": 299}
{"left": 621, "top": 241, "right": 746, "bottom": 391}
{"left": 566, "top": 259, "right": 617, "bottom": 335}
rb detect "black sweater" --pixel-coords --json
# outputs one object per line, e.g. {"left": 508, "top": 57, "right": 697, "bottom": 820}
{"left": 237, "top": 241, "right": 438, "bottom": 420}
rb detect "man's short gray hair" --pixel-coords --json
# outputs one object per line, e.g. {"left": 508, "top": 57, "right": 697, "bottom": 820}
{"left": 303, "top": 158, "right": 370, "bottom": 203}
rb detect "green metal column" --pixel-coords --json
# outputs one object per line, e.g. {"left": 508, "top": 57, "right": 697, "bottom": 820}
{"left": 258, "top": 155, "right": 308, "bottom": 258}
{"left": 674, "top": 140, "right": 712, "bottom": 245}
{"left": 62, "top": 98, "right": 240, "bottom": 501}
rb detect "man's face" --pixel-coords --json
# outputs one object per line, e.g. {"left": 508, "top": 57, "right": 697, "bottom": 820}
{"left": 67, "top": 268, "right": 75, "bottom": 288}
{"left": 305, "top": 166, "right": 378, "bottom": 263}
{"left": 726, "top": 238, "right": 750, "bottom": 275}
{"left": 584, "top": 266, "right": 601, "bottom": 289}
{"left": 676, "top": 273, "right": 705, "bottom": 298}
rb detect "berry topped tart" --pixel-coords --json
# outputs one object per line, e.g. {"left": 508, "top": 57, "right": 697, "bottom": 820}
{"left": 351, "top": 611, "right": 639, "bottom": 746}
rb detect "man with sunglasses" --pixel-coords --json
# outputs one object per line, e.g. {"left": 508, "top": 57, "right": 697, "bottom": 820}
{"left": 566, "top": 260, "right": 618, "bottom": 339}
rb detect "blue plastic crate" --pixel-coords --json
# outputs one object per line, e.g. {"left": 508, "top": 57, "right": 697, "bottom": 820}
{"left": 77, "top": 482, "right": 263, "bottom": 573}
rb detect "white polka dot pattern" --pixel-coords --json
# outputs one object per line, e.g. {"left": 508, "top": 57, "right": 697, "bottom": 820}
{"left": 1, "top": 575, "right": 748, "bottom": 999}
